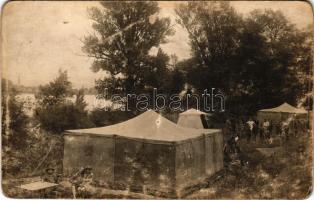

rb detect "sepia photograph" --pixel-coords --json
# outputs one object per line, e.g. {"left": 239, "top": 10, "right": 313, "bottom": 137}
{"left": 1, "top": 1, "right": 313, "bottom": 199}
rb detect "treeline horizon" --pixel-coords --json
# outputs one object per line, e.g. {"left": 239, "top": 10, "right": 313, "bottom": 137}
{"left": 82, "top": 1, "right": 312, "bottom": 116}
{"left": 8, "top": 81, "right": 98, "bottom": 95}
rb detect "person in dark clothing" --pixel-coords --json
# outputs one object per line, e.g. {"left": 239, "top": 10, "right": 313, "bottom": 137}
{"left": 225, "top": 119, "right": 233, "bottom": 136}
{"left": 269, "top": 120, "right": 273, "bottom": 138}
{"left": 223, "top": 142, "right": 232, "bottom": 166}
{"left": 224, "top": 137, "right": 235, "bottom": 166}
{"left": 280, "top": 121, "right": 289, "bottom": 141}
{"left": 262, "top": 119, "right": 270, "bottom": 140}
{"left": 227, "top": 135, "right": 241, "bottom": 153}
{"left": 253, "top": 120, "right": 259, "bottom": 141}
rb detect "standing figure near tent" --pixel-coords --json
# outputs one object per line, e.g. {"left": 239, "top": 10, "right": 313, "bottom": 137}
{"left": 224, "top": 119, "right": 233, "bottom": 141}
{"left": 259, "top": 122, "right": 264, "bottom": 141}
{"left": 295, "top": 120, "right": 301, "bottom": 136}
{"left": 288, "top": 120, "right": 295, "bottom": 138}
{"left": 246, "top": 118, "right": 255, "bottom": 142}
{"left": 280, "top": 121, "right": 289, "bottom": 142}
{"left": 223, "top": 135, "right": 240, "bottom": 166}
{"left": 275, "top": 122, "right": 281, "bottom": 136}
{"left": 269, "top": 120, "right": 273, "bottom": 138}
{"left": 253, "top": 119, "right": 259, "bottom": 141}
{"left": 229, "top": 135, "right": 240, "bottom": 153}
{"left": 291, "top": 119, "right": 297, "bottom": 137}
{"left": 262, "top": 119, "right": 270, "bottom": 141}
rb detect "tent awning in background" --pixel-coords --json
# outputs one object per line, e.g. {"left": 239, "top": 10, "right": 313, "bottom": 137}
{"left": 259, "top": 102, "right": 307, "bottom": 114}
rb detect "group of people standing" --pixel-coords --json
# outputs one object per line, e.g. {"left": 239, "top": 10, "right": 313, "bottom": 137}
{"left": 223, "top": 116, "right": 307, "bottom": 166}
{"left": 224, "top": 117, "right": 308, "bottom": 144}
{"left": 244, "top": 118, "right": 274, "bottom": 142}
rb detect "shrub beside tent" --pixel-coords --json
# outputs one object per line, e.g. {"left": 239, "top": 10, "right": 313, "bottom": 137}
{"left": 63, "top": 110, "right": 223, "bottom": 197}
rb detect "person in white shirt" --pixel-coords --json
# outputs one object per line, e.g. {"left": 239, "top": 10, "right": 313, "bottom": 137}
{"left": 246, "top": 118, "right": 255, "bottom": 142}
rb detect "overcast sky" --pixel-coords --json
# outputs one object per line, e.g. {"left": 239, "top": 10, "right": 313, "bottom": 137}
{"left": 2, "top": 1, "right": 313, "bottom": 88}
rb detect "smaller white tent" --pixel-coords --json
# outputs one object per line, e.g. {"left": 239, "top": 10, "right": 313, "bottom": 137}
{"left": 177, "top": 108, "right": 211, "bottom": 129}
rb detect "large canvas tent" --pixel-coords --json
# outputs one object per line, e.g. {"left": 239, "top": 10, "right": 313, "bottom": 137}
{"left": 177, "top": 108, "right": 212, "bottom": 129}
{"left": 63, "top": 110, "right": 223, "bottom": 197}
{"left": 257, "top": 102, "right": 308, "bottom": 124}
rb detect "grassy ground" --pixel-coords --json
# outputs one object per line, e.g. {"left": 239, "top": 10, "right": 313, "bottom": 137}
{"left": 2, "top": 132, "right": 312, "bottom": 199}
{"left": 187, "top": 132, "right": 312, "bottom": 199}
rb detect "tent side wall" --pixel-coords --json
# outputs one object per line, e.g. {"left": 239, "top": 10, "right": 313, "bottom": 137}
{"left": 175, "top": 136, "right": 205, "bottom": 190}
{"left": 212, "top": 131, "right": 224, "bottom": 172}
{"left": 63, "top": 134, "right": 115, "bottom": 184}
{"left": 174, "top": 130, "right": 223, "bottom": 191}
{"left": 114, "top": 137, "right": 176, "bottom": 196}
{"left": 204, "top": 134, "right": 215, "bottom": 176}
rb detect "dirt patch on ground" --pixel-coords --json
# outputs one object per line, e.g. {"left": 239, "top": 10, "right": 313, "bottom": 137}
{"left": 256, "top": 147, "right": 282, "bottom": 156}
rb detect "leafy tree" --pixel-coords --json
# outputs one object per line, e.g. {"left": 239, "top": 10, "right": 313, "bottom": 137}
{"left": 36, "top": 69, "right": 73, "bottom": 107}
{"left": 1, "top": 79, "right": 28, "bottom": 148}
{"left": 1, "top": 79, "right": 30, "bottom": 177}
{"left": 144, "top": 48, "right": 171, "bottom": 92}
{"left": 168, "top": 68, "right": 185, "bottom": 94}
{"left": 72, "top": 88, "right": 94, "bottom": 128}
{"left": 235, "top": 9, "right": 312, "bottom": 112}
{"left": 175, "top": 2, "right": 243, "bottom": 92}
{"left": 176, "top": 2, "right": 312, "bottom": 115}
{"left": 83, "top": 1, "right": 174, "bottom": 109}
{"left": 75, "top": 88, "right": 88, "bottom": 110}
{"left": 35, "top": 70, "right": 93, "bottom": 133}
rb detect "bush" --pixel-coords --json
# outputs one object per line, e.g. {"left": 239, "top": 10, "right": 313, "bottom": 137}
{"left": 34, "top": 70, "right": 94, "bottom": 133}
{"left": 35, "top": 102, "right": 94, "bottom": 133}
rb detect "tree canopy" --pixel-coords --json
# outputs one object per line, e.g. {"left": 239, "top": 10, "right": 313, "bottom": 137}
{"left": 34, "top": 70, "right": 93, "bottom": 133}
{"left": 175, "top": 2, "right": 312, "bottom": 115}
{"left": 83, "top": 1, "right": 311, "bottom": 115}
{"left": 83, "top": 1, "right": 174, "bottom": 100}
